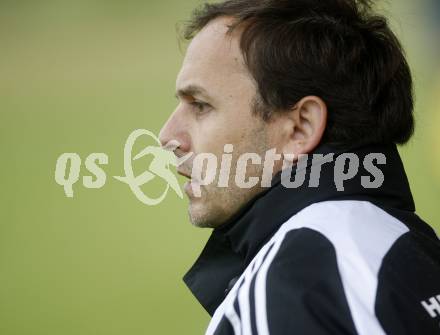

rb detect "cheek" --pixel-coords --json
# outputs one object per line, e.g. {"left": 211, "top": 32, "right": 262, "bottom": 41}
{"left": 193, "top": 113, "right": 244, "bottom": 154}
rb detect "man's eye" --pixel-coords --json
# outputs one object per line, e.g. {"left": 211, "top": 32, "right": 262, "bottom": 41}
{"left": 190, "top": 101, "right": 211, "bottom": 114}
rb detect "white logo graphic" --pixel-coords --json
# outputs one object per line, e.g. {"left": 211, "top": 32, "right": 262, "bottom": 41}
{"left": 54, "top": 129, "right": 192, "bottom": 206}
{"left": 114, "top": 129, "right": 192, "bottom": 206}
{"left": 55, "top": 129, "right": 387, "bottom": 205}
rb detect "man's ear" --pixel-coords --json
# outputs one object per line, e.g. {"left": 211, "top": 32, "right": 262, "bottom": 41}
{"left": 281, "top": 96, "right": 327, "bottom": 160}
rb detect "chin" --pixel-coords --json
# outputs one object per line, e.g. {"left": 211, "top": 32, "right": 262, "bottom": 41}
{"left": 188, "top": 200, "right": 228, "bottom": 229}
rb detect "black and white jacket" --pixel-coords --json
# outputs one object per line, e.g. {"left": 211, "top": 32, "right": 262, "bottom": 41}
{"left": 183, "top": 144, "right": 440, "bottom": 335}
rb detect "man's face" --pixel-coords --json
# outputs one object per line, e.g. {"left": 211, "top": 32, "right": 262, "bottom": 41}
{"left": 159, "top": 17, "right": 282, "bottom": 228}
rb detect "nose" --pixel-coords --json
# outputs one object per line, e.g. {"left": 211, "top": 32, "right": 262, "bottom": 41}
{"left": 159, "top": 109, "right": 191, "bottom": 153}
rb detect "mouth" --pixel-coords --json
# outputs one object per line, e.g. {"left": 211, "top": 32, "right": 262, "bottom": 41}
{"left": 177, "top": 170, "right": 191, "bottom": 179}
{"left": 177, "top": 170, "right": 203, "bottom": 198}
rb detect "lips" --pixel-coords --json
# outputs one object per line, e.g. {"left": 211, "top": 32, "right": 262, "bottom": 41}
{"left": 177, "top": 169, "right": 200, "bottom": 184}
{"left": 178, "top": 170, "right": 201, "bottom": 184}
{"left": 177, "top": 169, "right": 203, "bottom": 198}
{"left": 177, "top": 169, "right": 191, "bottom": 179}
{"left": 183, "top": 179, "right": 203, "bottom": 198}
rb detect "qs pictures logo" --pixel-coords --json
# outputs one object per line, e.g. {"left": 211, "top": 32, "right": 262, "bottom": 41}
{"left": 54, "top": 129, "right": 192, "bottom": 206}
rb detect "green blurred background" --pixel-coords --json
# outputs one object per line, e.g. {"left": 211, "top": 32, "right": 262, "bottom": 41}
{"left": 1, "top": 0, "right": 439, "bottom": 334}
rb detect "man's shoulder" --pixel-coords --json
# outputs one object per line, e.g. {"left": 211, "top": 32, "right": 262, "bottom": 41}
{"left": 213, "top": 201, "right": 439, "bottom": 335}
{"left": 261, "top": 200, "right": 409, "bottom": 307}
{"left": 265, "top": 199, "right": 439, "bottom": 290}
{"left": 269, "top": 200, "right": 410, "bottom": 267}
{"left": 252, "top": 202, "right": 404, "bottom": 303}
{"left": 257, "top": 200, "right": 440, "bottom": 334}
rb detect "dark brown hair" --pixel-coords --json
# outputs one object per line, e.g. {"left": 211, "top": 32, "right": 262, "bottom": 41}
{"left": 183, "top": 0, "right": 414, "bottom": 148}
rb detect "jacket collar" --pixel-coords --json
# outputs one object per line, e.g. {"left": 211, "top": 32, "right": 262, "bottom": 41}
{"left": 183, "top": 143, "right": 415, "bottom": 315}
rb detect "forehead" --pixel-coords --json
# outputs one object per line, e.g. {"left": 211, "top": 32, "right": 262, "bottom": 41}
{"left": 176, "top": 17, "right": 250, "bottom": 94}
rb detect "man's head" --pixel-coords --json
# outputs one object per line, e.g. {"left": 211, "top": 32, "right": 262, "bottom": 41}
{"left": 159, "top": 0, "right": 414, "bottom": 228}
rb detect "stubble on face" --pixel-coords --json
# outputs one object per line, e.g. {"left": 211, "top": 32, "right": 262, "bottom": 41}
{"left": 187, "top": 120, "right": 272, "bottom": 228}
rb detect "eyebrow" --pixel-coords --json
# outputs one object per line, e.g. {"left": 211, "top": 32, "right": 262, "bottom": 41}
{"left": 175, "top": 85, "right": 213, "bottom": 101}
